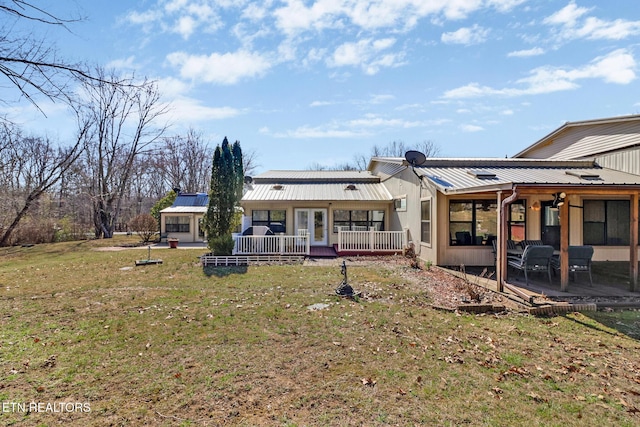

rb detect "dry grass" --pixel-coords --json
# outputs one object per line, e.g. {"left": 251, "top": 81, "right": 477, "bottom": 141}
{"left": 1, "top": 237, "right": 639, "bottom": 426}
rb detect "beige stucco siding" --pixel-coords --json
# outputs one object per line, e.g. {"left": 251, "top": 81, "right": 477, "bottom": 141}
{"left": 160, "top": 213, "right": 204, "bottom": 243}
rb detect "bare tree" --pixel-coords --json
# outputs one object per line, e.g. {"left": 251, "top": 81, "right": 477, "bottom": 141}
{"left": 154, "top": 129, "right": 212, "bottom": 193}
{"left": 0, "top": 120, "right": 90, "bottom": 246}
{"left": 0, "top": 1, "right": 95, "bottom": 112}
{"left": 76, "top": 68, "right": 168, "bottom": 238}
{"left": 242, "top": 148, "right": 260, "bottom": 178}
{"left": 309, "top": 140, "right": 441, "bottom": 171}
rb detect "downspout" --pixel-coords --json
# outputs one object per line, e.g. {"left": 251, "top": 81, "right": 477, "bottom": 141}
{"left": 497, "top": 186, "right": 519, "bottom": 292}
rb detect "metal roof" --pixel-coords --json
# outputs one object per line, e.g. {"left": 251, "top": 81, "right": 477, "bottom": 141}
{"left": 160, "top": 206, "right": 208, "bottom": 214}
{"left": 411, "top": 158, "right": 640, "bottom": 194}
{"left": 242, "top": 182, "right": 393, "bottom": 202}
{"left": 252, "top": 170, "right": 379, "bottom": 183}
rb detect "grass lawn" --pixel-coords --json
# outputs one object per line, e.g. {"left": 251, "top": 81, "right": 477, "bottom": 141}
{"left": 1, "top": 237, "right": 639, "bottom": 426}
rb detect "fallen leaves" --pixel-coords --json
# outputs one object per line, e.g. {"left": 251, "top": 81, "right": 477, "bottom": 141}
{"left": 361, "top": 377, "right": 376, "bottom": 387}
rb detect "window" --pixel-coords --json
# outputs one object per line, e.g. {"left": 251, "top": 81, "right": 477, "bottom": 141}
{"left": 421, "top": 200, "right": 431, "bottom": 244}
{"left": 394, "top": 196, "right": 407, "bottom": 211}
{"left": 165, "top": 216, "right": 190, "bottom": 233}
{"left": 333, "top": 210, "right": 385, "bottom": 232}
{"left": 252, "top": 210, "right": 286, "bottom": 233}
{"left": 584, "top": 200, "right": 629, "bottom": 245}
{"left": 449, "top": 200, "right": 497, "bottom": 246}
{"left": 508, "top": 201, "right": 526, "bottom": 242}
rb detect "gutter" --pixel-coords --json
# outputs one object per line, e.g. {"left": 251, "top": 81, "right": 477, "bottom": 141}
{"left": 497, "top": 186, "right": 519, "bottom": 292}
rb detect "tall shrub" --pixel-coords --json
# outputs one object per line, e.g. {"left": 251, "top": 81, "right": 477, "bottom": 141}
{"left": 205, "top": 138, "right": 243, "bottom": 254}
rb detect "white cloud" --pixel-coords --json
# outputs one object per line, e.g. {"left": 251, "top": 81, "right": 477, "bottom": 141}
{"left": 441, "top": 24, "right": 489, "bottom": 45}
{"left": 105, "top": 56, "right": 139, "bottom": 71}
{"left": 461, "top": 124, "right": 484, "bottom": 132}
{"left": 369, "top": 94, "right": 395, "bottom": 104}
{"left": 544, "top": 2, "right": 640, "bottom": 41}
{"left": 543, "top": 2, "right": 591, "bottom": 27}
{"left": 125, "top": 9, "right": 162, "bottom": 26}
{"left": 166, "top": 50, "right": 273, "bottom": 84}
{"left": 507, "top": 47, "right": 545, "bottom": 58}
{"left": 125, "top": 0, "right": 222, "bottom": 40}
{"left": 328, "top": 38, "right": 404, "bottom": 74}
{"left": 444, "top": 49, "right": 636, "bottom": 98}
{"left": 309, "top": 100, "right": 334, "bottom": 107}
{"left": 166, "top": 97, "right": 243, "bottom": 122}
{"left": 273, "top": 0, "right": 524, "bottom": 35}
{"left": 501, "top": 109, "right": 514, "bottom": 115}
{"left": 273, "top": 125, "right": 368, "bottom": 139}
{"left": 346, "top": 113, "right": 424, "bottom": 128}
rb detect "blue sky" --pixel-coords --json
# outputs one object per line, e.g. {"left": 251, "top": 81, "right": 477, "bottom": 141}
{"left": 4, "top": 1, "right": 640, "bottom": 173}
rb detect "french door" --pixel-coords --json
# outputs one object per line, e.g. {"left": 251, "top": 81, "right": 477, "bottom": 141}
{"left": 295, "top": 209, "right": 328, "bottom": 246}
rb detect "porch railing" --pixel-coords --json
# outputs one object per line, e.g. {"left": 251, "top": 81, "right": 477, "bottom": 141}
{"left": 233, "top": 234, "right": 310, "bottom": 255}
{"left": 337, "top": 227, "right": 407, "bottom": 253}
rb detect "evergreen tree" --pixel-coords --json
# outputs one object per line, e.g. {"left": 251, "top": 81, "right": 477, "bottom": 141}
{"left": 205, "top": 137, "right": 243, "bottom": 254}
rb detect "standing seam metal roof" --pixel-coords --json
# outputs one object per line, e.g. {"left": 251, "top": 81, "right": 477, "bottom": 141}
{"left": 242, "top": 182, "right": 393, "bottom": 201}
{"left": 413, "top": 161, "right": 640, "bottom": 193}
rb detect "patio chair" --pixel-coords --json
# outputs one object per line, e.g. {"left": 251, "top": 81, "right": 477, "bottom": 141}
{"left": 519, "top": 239, "right": 544, "bottom": 250}
{"left": 507, "top": 245, "right": 554, "bottom": 285}
{"left": 455, "top": 231, "right": 472, "bottom": 245}
{"left": 551, "top": 245, "right": 594, "bottom": 286}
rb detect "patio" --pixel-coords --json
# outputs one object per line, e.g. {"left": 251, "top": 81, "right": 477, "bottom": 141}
{"left": 450, "top": 262, "right": 640, "bottom": 308}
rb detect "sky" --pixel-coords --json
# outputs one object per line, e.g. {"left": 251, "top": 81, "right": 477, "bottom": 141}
{"left": 3, "top": 0, "right": 640, "bottom": 174}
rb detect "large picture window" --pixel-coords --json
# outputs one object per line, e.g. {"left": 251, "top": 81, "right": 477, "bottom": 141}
{"left": 449, "top": 200, "right": 497, "bottom": 246}
{"left": 252, "top": 210, "right": 286, "bottom": 233}
{"left": 584, "top": 200, "right": 629, "bottom": 245}
{"left": 333, "top": 210, "right": 384, "bottom": 232}
{"left": 165, "top": 216, "right": 190, "bottom": 233}
{"left": 421, "top": 200, "right": 431, "bottom": 244}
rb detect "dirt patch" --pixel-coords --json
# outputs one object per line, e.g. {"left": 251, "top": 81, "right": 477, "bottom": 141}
{"left": 307, "top": 255, "right": 518, "bottom": 311}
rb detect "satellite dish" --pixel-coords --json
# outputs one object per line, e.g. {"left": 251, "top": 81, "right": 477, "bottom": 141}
{"left": 244, "top": 176, "right": 253, "bottom": 184}
{"left": 405, "top": 150, "right": 426, "bottom": 166}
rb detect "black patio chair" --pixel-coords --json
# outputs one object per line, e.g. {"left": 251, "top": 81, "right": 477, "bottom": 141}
{"left": 551, "top": 245, "right": 594, "bottom": 286}
{"left": 507, "top": 245, "right": 554, "bottom": 285}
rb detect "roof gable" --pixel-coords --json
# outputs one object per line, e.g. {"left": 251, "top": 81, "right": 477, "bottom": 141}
{"left": 514, "top": 114, "right": 640, "bottom": 159}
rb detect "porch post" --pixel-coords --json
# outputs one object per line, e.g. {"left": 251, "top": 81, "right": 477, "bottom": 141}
{"left": 559, "top": 199, "right": 570, "bottom": 292}
{"left": 496, "top": 191, "right": 503, "bottom": 291}
{"left": 631, "top": 192, "right": 639, "bottom": 291}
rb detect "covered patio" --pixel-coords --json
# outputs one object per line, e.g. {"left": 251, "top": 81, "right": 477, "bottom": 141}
{"left": 449, "top": 261, "right": 640, "bottom": 310}
{"left": 495, "top": 185, "right": 640, "bottom": 294}
{"left": 505, "top": 261, "right": 639, "bottom": 300}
